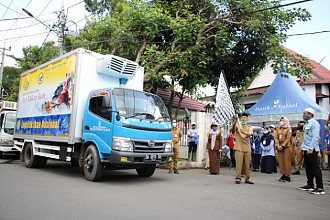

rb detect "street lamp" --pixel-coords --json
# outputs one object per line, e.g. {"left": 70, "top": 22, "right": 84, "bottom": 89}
{"left": 22, "top": 8, "right": 53, "bottom": 31}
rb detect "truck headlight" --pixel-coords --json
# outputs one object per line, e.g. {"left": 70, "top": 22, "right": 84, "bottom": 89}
{"left": 164, "top": 141, "right": 173, "bottom": 152}
{"left": 112, "top": 137, "right": 133, "bottom": 152}
{"left": 0, "top": 139, "right": 14, "bottom": 146}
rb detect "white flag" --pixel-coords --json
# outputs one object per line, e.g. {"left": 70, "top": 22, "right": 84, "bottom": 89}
{"left": 212, "top": 72, "right": 235, "bottom": 125}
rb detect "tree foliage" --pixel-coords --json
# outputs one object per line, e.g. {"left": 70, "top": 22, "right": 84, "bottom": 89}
{"left": 66, "top": 0, "right": 311, "bottom": 116}
{"left": 9, "top": 41, "right": 61, "bottom": 72}
{"left": 2, "top": 66, "right": 21, "bottom": 101}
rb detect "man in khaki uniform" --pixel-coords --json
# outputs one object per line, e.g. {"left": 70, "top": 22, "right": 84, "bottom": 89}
{"left": 233, "top": 112, "right": 254, "bottom": 184}
{"left": 292, "top": 121, "right": 305, "bottom": 175}
{"left": 168, "top": 119, "right": 183, "bottom": 174}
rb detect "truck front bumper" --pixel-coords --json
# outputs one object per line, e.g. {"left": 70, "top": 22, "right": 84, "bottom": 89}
{"left": 0, "top": 146, "right": 19, "bottom": 155}
{"left": 102, "top": 151, "right": 173, "bottom": 165}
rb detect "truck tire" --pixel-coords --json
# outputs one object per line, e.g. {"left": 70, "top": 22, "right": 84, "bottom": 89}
{"left": 37, "top": 157, "right": 48, "bottom": 168}
{"left": 136, "top": 164, "right": 156, "bottom": 177}
{"left": 24, "top": 143, "right": 40, "bottom": 168}
{"left": 83, "top": 144, "right": 104, "bottom": 181}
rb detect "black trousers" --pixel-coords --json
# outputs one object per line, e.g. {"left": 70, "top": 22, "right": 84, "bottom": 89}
{"left": 230, "top": 148, "right": 236, "bottom": 168}
{"left": 252, "top": 154, "right": 261, "bottom": 170}
{"left": 188, "top": 141, "right": 197, "bottom": 153}
{"left": 304, "top": 150, "right": 323, "bottom": 189}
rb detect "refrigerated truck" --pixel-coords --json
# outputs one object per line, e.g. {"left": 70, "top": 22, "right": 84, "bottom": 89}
{"left": 0, "top": 101, "right": 18, "bottom": 158}
{"left": 14, "top": 48, "right": 173, "bottom": 181}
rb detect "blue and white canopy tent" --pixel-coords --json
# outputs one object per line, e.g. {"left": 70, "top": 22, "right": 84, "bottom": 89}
{"left": 248, "top": 72, "right": 328, "bottom": 124}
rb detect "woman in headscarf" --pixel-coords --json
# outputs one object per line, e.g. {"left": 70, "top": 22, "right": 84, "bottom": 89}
{"left": 206, "top": 123, "right": 222, "bottom": 175}
{"left": 274, "top": 117, "right": 292, "bottom": 182}
{"left": 260, "top": 128, "right": 277, "bottom": 174}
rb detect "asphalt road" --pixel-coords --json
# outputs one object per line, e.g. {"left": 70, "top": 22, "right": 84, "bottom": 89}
{"left": 1, "top": 156, "right": 329, "bottom": 220}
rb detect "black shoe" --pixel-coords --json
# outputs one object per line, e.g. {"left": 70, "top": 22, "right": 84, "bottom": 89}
{"left": 235, "top": 180, "right": 241, "bottom": 184}
{"left": 292, "top": 171, "right": 300, "bottom": 175}
{"left": 310, "top": 188, "right": 325, "bottom": 195}
{"left": 285, "top": 176, "right": 291, "bottom": 182}
{"left": 174, "top": 169, "right": 179, "bottom": 174}
{"left": 245, "top": 180, "right": 254, "bottom": 184}
{"left": 298, "top": 185, "right": 314, "bottom": 191}
{"left": 279, "top": 175, "right": 286, "bottom": 182}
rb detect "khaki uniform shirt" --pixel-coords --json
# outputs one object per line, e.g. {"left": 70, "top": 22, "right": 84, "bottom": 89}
{"left": 234, "top": 124, "right": 253, "bottom": 152}
{"left": 274, "top": 127, "right": 292, "bottom": 148}
{"left": 295, "top": 130, "right": 304, "bottom": 149}
{"left": 172, "top": 128, "right": 182, "bottom": 144}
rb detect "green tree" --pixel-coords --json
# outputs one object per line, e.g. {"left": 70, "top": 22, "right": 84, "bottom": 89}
{"left": 9, "top": 41, "right": 61, "bottom": 71}
{"left": 70, "top": 0, "right": 312, "bottom": 115}
{"left": 2, "top": 66, "right": 21, "bottom": 101}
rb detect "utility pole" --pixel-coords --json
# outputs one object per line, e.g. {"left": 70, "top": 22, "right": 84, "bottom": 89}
{"left": 59, "top": 3, "right": 67, "bottom": 54}
{"left": 0, "top": 44, "right": 11, "bottom": 100}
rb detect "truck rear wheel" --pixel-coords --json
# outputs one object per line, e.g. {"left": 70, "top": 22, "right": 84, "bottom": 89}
{"left": 136, "top": 164, "right": 156, "bottom": 177}
{"left": 24, "top": 143, "right": 41, "bottom": 168}
{"left": 83, "top": 144, "right": 103, "bottom": 181}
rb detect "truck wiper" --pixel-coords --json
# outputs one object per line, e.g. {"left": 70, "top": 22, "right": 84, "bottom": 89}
{"left": 126, "top": 113, "right": 154, "bottom": 119}
{"left": 155, "top": 116, "right": 170, "bottom": 122}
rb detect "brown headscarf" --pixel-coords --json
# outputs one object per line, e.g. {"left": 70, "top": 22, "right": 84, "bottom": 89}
{"left": 280, "top": 116, "right": 290, "bottom": 128}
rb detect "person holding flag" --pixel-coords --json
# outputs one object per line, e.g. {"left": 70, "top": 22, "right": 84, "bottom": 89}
{"left": 232, "top": 113, "right": 254, "bottom": 184}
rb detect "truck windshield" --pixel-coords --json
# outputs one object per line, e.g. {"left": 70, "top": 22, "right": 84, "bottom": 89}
{"left": 113, "top": 88, "right": 170, "bottom": 122}
{"left": 4, "top": 112, "right": 16, "bottom": 135}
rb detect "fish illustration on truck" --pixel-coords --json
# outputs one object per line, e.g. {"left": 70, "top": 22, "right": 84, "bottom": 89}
{"left": 14, "top": 48, "right": 173, "bottom": 181}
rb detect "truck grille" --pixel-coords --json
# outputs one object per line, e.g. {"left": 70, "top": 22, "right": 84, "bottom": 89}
{"left": 132, "top": 140, "right": 165, "bottom": 153}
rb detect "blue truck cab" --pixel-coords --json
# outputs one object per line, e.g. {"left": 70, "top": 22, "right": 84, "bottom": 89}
{"left": 82, "top": 87, "right": 173, "bottom": 180}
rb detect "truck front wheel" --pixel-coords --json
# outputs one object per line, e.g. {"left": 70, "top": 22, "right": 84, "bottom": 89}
{"left": 83, "top": 144, "right": 104, "bottom": 181}
{"left": 136, "top": 164, "right": 156, "bottom": 177}
{"left": 24, "top": 143, "right": 40, "bottom": 168}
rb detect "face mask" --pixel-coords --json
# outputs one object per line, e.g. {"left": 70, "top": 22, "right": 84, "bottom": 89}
{"left": 241, "top": 121, "right": 247, "bottom": 125}
{"left": 212, "top": 127, "right": 218, "bottom": 131}
{"left": 263, "top": 130, "right": 269, "bottom": 135}
{"left": 172, "top": 123, "right": 177, "bottom": 128}
{"left": 303, "top": 114, "right": 309, "bottom": 121}
{"left": 298, "top": 125, "right": 304, "bottom": 130}
{"left": 253, "top": 132, "right": 257, "bottom": 136}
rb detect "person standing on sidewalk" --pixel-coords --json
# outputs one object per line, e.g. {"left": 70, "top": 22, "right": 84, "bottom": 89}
{"left": 226, "top": 129, "right": 236, "bottom": 169}
{"left": 206, "top": 123, "right": 222, "bottom": 175}
{"left": 168, "top": 119, "right": 182, "bottom": 174}
{"left": 274, "top": 117, "right": 292, "bottom": 182}
{"left": 187, "top": 122, "right": 199, "bottom": 161}
{"left": 292, "top": 121, "right": 305, "bottom": 175}
{"left": 233, "top": 112, "right": 254, "bottom": 184}
{"left": 298, "top": 108, "right": 325, "bottom": 195}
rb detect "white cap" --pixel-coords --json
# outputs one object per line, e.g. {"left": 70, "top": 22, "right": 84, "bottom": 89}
{"left": 304, "top": 107, "right": 315, "bottom": 115}
{"left": 191, "top": 122, "right": 196, "bottom": 125}
{"left": 269, "top": 124, "right": 275, "bottom": 128}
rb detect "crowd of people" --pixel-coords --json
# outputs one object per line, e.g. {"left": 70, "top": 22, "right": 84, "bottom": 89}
{"left": 168, "top": 107, "right": 329, "bottom": 195}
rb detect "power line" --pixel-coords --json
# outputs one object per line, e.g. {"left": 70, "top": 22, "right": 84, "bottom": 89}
{"left": 287, "top": 30, "right": 330, "bottom": 36}
{"left": 0, "top": 0, "right": 14, "bottom": 21}
{"left": 0, "top": 18, "right": 55, "bottom": 32}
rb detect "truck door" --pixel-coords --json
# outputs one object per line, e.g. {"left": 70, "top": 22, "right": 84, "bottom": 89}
{"left": 85, "top": 90, "right": 114, "bottom": 156}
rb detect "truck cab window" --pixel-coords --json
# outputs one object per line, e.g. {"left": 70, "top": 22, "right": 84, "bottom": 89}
{"left": 89, "top": 96, "right": 111, "bottom": 121}
{"left": 3, "top": 112, "right": 16, "bottom": 135}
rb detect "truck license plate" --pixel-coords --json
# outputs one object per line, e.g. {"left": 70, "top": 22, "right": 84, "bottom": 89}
{"left": 145, "top": 154, "right": 161, "bottom": 161}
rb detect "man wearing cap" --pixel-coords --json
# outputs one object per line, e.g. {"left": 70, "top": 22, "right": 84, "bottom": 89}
{"left": 269, "top": 124, "right": 276, "bottom": 137}
{"left": 298, "top": 108, "right": 325, "bottom": 195}
{"left": 168, "top": 119, "right": 182, "bottom": 174}
{"left": 232, "top": 112, "right": 254, "bottom": 184}
{"left": 187, "top": 122, "right": 199, "bottom": 161}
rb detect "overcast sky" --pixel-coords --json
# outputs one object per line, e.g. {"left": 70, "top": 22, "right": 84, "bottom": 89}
{"left": 1, "top": 0, "right": 329, "bottom": 72}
